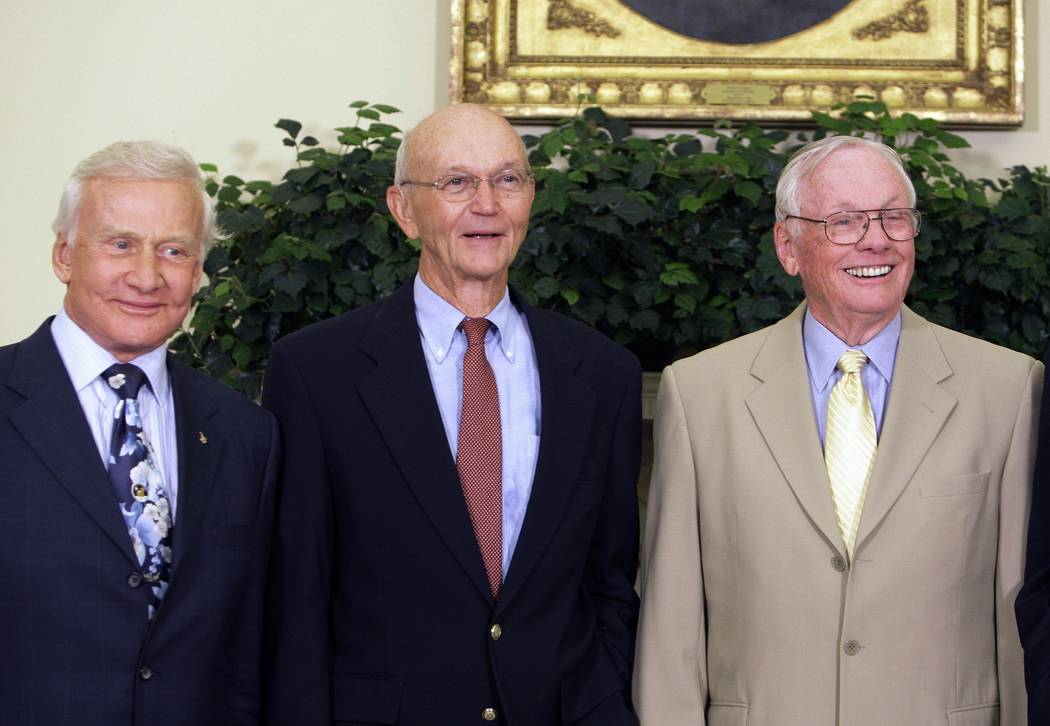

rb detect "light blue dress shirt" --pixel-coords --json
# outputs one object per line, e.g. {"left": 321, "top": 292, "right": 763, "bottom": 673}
{"left": 50, "top": 307, "right": 180, "bottom": 520}
{"left": 802, "top": 308, "right": 901, "bottom": 446}
{"left": 413, "top": 274, "right": 541, "bottom": 577}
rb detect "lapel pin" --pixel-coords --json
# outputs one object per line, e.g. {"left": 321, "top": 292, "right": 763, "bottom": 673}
{"left": 198, "top": 431, "right": 208, "bottom": 444}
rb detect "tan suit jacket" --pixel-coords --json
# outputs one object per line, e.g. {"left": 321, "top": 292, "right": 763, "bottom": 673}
{"left": 634, "top": 304, "right": 1042, "bottom": 726}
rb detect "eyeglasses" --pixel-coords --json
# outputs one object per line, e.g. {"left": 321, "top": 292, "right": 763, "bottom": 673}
{"left": 785, "top": 208, "right": 923, "bottom": 245}
{"left": 400, "top": 169, "right": 535, "bottom": 201}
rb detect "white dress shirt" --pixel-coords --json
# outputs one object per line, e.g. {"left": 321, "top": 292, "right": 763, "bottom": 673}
{"left": 413, "top": 274, "right": 541, "bottom": 577}
{"left": 50, "top": 307, "right": 180, "bottom": 520}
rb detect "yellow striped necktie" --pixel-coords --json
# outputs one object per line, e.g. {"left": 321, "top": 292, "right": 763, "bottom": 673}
{"left": 824, "top": 349, "right": 877, "bottom": 560}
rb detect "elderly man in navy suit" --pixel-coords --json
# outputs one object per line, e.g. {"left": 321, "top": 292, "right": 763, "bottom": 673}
{"left": 0, "top": 141, "right": 278, "bottom": 726}
{"left": 263, "top": 104, "right": 642, "bottom": 725}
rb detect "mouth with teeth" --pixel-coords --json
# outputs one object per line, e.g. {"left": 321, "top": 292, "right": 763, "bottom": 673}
{"left": 845, "top": 265, "right": 892, "bottom": 278}
{"left": 464, "top": 232, "right": 503, "bottom": 239}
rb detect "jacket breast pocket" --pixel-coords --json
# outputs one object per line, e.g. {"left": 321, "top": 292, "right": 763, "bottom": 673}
{"left": 946, "top": 702, "right": 998, "bottom": 726}
{"left": 919, "top": 471, "right": 989, "bottom": 498}
{"left": 706, "top": 702, "right": 748, "bottom": 726}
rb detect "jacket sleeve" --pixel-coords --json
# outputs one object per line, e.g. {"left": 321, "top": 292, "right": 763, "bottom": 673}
{"left": 1015, "top": 357, "right": 1049, "bottom": 724}
{"left": 633, "top": 365, "right": 708, "bottom": 726}
{"left": 581, "top": 359, "right": 642, "bottom": 720}
{"left": 261, "top": 341, "right": 335, "bottom": 726}
{"left": 228, "top": 413, "right": 280, "bottom": 726}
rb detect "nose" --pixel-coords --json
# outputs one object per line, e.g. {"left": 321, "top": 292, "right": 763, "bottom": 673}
{"left": 469, "top": 178, "right": 500, "bottom": 215}
{"left": 126, "top": 249, "right": 164, "bottom": 292}
{"left": 856, "top": 215, "right": 893, "bottom": 252}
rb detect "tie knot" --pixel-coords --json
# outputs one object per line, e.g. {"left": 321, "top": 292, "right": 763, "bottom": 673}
{"left": 101, "top": 363, "right": 148, "bottom": 398}
{"left": 461, "top": 317, "right": 491, "bottom": 348}
{"left": 837, "top": 349, "right": 868, "bottom": 375}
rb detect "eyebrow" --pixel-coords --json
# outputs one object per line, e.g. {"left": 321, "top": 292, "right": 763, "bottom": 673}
{"left": 437, "top": 162, "right": 527, "bottom": 174}
{"left": 93, "top": 226, "right": 199, "bottom": 246}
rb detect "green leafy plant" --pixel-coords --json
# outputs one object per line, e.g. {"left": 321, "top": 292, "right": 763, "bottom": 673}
{"left": 171, "top": 100, "right": 1050, "bottom": 396}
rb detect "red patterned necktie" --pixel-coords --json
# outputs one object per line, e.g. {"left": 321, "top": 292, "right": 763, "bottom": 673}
{"left": 456, "top": 317, "right": 503, "bottom": 598}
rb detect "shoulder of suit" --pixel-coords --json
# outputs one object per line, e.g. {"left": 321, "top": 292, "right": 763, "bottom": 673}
{"left": 667, "top": 319, "right": 780, "bottom": 377}
{"left": 911, "top": 313, "right": 1038, "bottom": 378}
{"left": 170, "top": 359, "right": 274, "bottom": 423}
{"left": 525, "top": 306, "right": 640, "bottom": 374}
{"left": 272, "top": 299, "right": 385, "bottom": 354}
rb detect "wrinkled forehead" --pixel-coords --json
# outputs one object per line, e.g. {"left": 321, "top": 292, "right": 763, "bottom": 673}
{"left": 408, "top": 110, "right": 527, "bottom": 177}
{"left": 803, "top": 146, "right": 911, "bottom": 209}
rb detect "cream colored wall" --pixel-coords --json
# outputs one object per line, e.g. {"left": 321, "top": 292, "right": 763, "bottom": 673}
{"left": 0, "top": 0, "right": 453, "bottom": 343}
{"left": 1, "top": 0, "right": 1046, "bottom": 345}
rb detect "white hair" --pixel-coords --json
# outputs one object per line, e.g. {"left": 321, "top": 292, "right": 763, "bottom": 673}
{"left": 775, "top": 136, "right": 916, "bottom": 230}
{"left": 53, "top": 140, "right": 218, "bottom": 251}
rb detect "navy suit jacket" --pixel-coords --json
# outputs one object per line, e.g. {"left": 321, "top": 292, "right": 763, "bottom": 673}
{"left": 262, "top": 281, "right": 641, "bottom": 725}
{"left": 1017, "top": 347, "right": 1050, "bottom": 723}
{"left": 0, "top": 320, "right": 278, "bottom": 726}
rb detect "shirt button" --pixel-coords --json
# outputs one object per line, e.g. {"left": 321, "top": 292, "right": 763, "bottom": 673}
{"left": 482, "top": 708, "right": 498, "bottom": 721}
{"left": 844, "top": 639, "right": 861, "bottom": 656}
{"left": 127, "top": 573, "right": 143, "bottom": 588}
{"left": 139, "top": 666, "right": 154, "bottom": 680}
{"left": 830, "top": 555, "right": 848, "bottom": 572}
{"left": 490, "top": 624, "right": 503, "bottom": 641}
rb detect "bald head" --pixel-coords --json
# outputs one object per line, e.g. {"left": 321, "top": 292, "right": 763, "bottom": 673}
{"left": 394, "top": 104, "right": 528, "bottom": 185}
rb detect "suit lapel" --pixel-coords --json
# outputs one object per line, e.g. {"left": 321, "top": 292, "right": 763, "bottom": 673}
{"left": 745, "top": 304, "right": 844, "bottom": 554}
{"left": 357, "top": 283, "right": 494, "bottom": 601}
{"left": 854, "top": 307, "right": 955, "bottom": 553}
{"left": 498, "top": 301, "right": 593, "bottom": 607}
{"left": 6, "top": 321, "right": 140, "bottom": 568}
{"left": 167, "top": 360, "right": 223, "bottom": 573}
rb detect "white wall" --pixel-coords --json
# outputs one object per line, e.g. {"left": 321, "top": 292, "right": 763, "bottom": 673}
{"left": 1, "top": 0, "right": 1045, "bottom": 345}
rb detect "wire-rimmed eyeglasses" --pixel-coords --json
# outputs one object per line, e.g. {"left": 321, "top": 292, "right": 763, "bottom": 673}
{"left": 785, "top": 208, "right": 923, "bottom": 245}
{"left": 399, "top": 169, "right": 535, "bottom": 201}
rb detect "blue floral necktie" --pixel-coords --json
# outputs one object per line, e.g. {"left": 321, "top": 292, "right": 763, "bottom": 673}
{"left": 102, "top": 363, "right": 173, "bottom": 618}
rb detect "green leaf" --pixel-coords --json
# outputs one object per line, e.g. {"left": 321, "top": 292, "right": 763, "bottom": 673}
{"left": 199, "top": 163, "right": 218, "bottom": 173}
{"left": 532, "top": 276, "right": 560, "bottom": 299}
{"left": 560, "top": 288, "right": 581, "bottom": 305}
{"left": 275, "top": 118, "right": 302, "bottom": 139}
{"left": 679, "top": 194, "right": 705, "bottom": 213}
{"left": 734, "top": 180, "right": 762, "bottom": 205}
{"left": 357, "top": 108, "right": 381, "bottom": 121}
{"left": 371, "top": 103, "right": 401, "bottom": 114}
{"left": 659, "top": 262, "right": 700, "bottom": 287}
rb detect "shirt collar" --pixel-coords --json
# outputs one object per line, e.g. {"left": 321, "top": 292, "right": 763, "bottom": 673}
{"left": 803, "top": 307, "right": 901, "bottom": 393}
{"left": 50, "top": 306, "right": 171, "bottom": 404}
{"left": 413, "top": 273, "right": 519, "bottom": 364}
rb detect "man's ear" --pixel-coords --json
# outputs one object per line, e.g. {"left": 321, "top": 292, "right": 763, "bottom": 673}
{"left": 773, "top": 221, "right": 800, "bottom": 277}
{"left": 386, "top": 185, "right": 420, "bottom": 240}
{"left": 52, "top": 235, "right": 74, "bottom": 285}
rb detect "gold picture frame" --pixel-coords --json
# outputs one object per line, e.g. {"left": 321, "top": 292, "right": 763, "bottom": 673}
{"left": 449, "top": 0, "right": 1023, "bottom": 126}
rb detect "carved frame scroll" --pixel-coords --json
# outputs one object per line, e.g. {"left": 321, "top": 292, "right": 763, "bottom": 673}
{"left": 449, "top": 0, "right": 1023, "bottom": 126}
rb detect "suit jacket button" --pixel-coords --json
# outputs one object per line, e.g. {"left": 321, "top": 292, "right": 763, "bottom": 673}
{"left": 843, "top": 639, "right": 861, "bottom": 656}
{"left": 830, "top": 555, "right": 848, "bottom": 572}
{"left": 482, "top": 707, "right": 498, "bottom": 721}
{"left": 490, "top": 624, "right": 503, "bottom": 641}
{"left": 127, "top": 573, "right": 143, "bottom": 588}
{"left": 139, "top": 666, "right": 154, "bottom": 680}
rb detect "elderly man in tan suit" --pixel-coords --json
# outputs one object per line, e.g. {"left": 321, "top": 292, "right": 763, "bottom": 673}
{"left": 634, "top": 136, "right": 1041, "bottom": 726}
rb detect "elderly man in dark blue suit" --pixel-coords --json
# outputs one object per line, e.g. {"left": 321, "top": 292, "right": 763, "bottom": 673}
{"left": 263, "top": 104, "right": 642, "bottom": 725}
{"left": 0, "top": 141, "right": 278, "bottom": 726}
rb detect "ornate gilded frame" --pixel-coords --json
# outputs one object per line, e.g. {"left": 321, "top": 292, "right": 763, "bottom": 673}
{"left": 449, "top": 0, "right": 1023, "bottom": 126}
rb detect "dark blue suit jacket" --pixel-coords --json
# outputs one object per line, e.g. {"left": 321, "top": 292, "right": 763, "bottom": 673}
{"left": 262, "top": 282, "right": 641, "bottom": 725}
{"left": 0, "top": 320, "right": 278, "bottom": 726}
{"left": 1017, "top": 347, "right": 1050, "bottom": 723}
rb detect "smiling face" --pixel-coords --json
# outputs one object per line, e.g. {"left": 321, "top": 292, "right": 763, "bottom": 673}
{"left": 387, "top": 105, "right": 533, "bottom": 309}
{"left": 774, "top": 145, "right": 916, "bottom": 344}
{"left": 52, "top": 177, "right": 204, "bottom": 361}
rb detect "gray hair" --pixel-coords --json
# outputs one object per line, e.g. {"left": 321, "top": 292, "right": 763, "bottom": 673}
{"left": 775, "top": 136, "right": 916, "bottom": 227}
{"left": 53, "top": 140, "right": 218, "bottom": 252}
